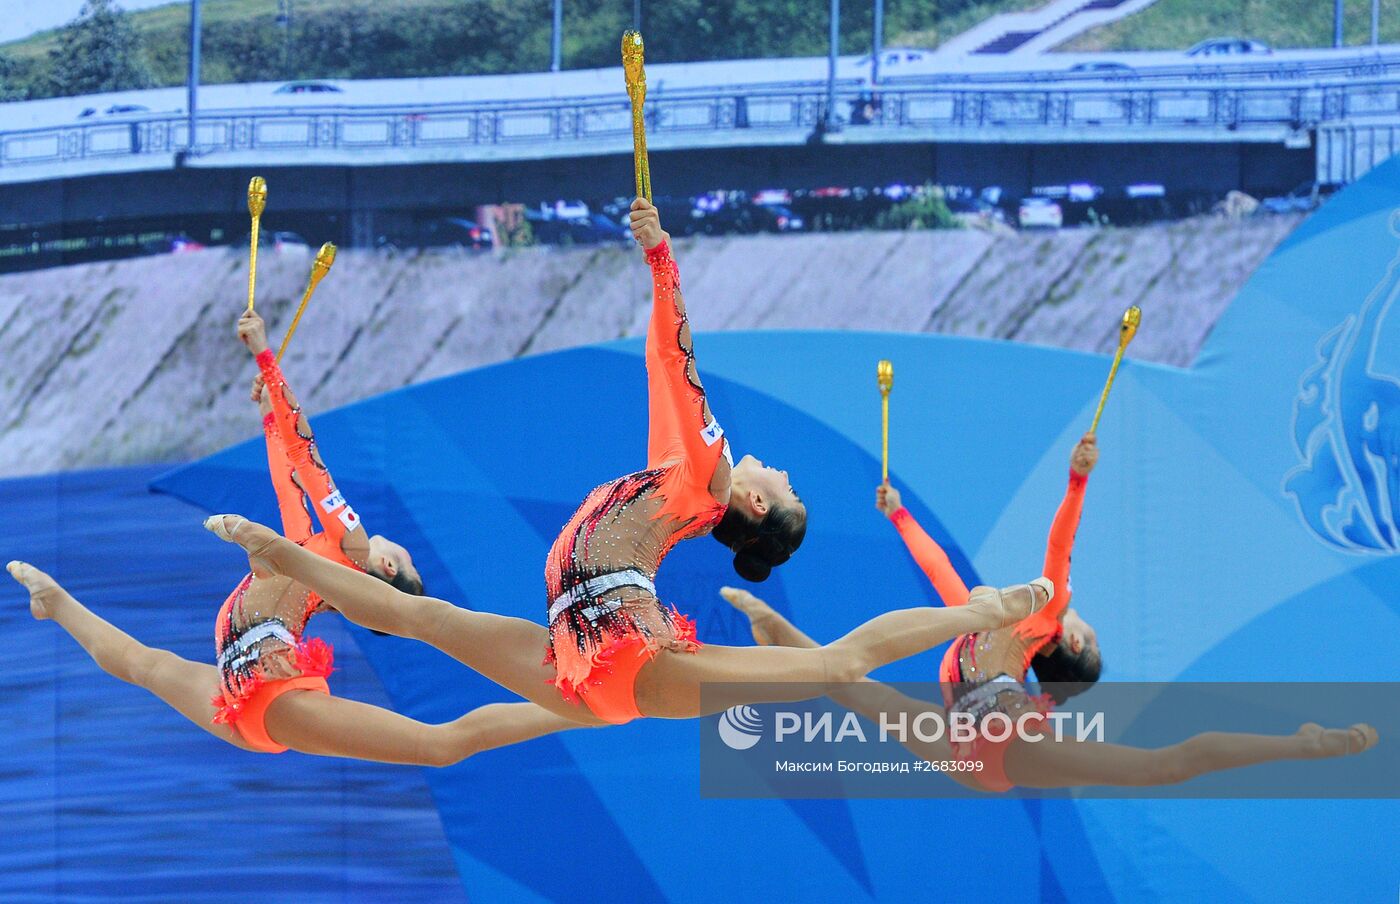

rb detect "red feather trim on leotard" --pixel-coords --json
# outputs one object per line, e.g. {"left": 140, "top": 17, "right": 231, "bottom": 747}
{"left": 544, "top": 607, "right": 701, "bottom": 704}
{"left": 210, "top": 638, "right": 336, "bottom": 725}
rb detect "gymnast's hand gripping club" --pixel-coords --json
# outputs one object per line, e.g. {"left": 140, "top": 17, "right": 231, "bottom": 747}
{"left": 276, "top": 242, "right": 337, "bottom": 363}
{"left": 1089, "top": 305, "right": 1141, "bottom": 434}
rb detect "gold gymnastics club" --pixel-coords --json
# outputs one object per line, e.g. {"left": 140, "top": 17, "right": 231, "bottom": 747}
{"left": 246, "top": 176, "right": 268, "bottom": 312}
{"left": 277, "top": 242, "right": 337, "bottom": 363}
{"left": 877, "top": 360, "right": 894, "bottom": 483}
{"left": 622, "top": 31, "right": 652, "bottom": 202}
{"left": 1089, "top": 306, "right": 1141, "bottom": 434}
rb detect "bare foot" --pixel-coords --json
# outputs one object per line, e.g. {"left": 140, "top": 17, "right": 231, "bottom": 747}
{"left": 1297, "top": 722, "right": 1379, "bottom": 758}
{"left": 203, "top": 514, "right": 284, "bottom": 576}
{"left": 719, "top": 586, "right": 778, "bottom": 646}
{"left": 7, "top": 560, "right": 64, "bottom": 621}
{"left": 719, "top": 586, "right": 767, "bottom": 617}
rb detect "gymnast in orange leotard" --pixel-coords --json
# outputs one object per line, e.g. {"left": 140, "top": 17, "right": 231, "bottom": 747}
{"left": 722, "top": 435, "right": 1377, "bottom": 791}
{"left": 879, "top": 435, "right": 1098, "bottom": 790}
{"left": 10, "top": 311, "right": 586, "bottom": 764}
{"left": 208, "top": 310, "right": 428, "bottom": 750}
{"left": 881, "top": 435, "right": 1100, "bottom": 702}
{"left": 197, "top": 198, "right": 1053, "bottom": 732}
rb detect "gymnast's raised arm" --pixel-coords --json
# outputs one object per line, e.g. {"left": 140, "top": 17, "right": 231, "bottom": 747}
{"left": 632, "top": 197, "right": 730, "bottom": 504}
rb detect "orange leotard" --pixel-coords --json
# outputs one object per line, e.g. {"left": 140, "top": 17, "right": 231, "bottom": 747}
{"left": 544, "top": 240, "right": 732, "bottom": 724}
{"left": 210, "top": 349, "right": 367, "bottom": 751}
{"left": 889, "top": 470, "right": 1088, "bottom": 790}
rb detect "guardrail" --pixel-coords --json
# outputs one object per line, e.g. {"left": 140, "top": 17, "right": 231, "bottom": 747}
{"left": 4, "top": 77, "right": 1399, "bottom": 172}
{"left": 882, "top": 48, "right": 1400, "bottom": 87}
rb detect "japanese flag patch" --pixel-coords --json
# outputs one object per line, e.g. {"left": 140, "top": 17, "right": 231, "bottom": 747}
{"left": 319, "top": 490, "right": 346, "bottom": 513}
{"left": 338, "top": 506, "right": 362, "bottom": 532}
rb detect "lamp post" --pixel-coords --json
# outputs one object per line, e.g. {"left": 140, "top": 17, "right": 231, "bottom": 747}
{"left": 185, "top": 0, "right": 201, "bottom": 154}
{"left": 825, "top": 0, "right": 840, "bottom": 129}
{"left": 551, "top": 0, "right": 563, "bottom": 72}
{"left": 872, "top": 0, "right": 883, "bottom": 84}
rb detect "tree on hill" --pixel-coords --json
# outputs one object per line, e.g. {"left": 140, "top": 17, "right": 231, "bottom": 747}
{"left": 0, "top": 52, "right": 27, "bottom": 101}
{"left": 48, "top": 0, "right": 154, "bottom": 96}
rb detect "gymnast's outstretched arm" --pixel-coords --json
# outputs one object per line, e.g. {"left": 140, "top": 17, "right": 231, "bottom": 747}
{"left": 875, "top": 483, "right": 971, "bottom": 606}
{"left": 239, "top": 309, "right": 369, "bottom": 565}
{"left": 636, "top": 197, "right": 730, "bottom": 502}
{"left": 254, "top": 375, "right": 315, "bottom": 543}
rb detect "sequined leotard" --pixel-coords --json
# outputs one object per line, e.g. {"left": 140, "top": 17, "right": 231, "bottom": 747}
{"left": 544, "top": 240, "right": 732, "bottom": 724}
{"left": 210, "top": 349, "right": 367, "bottom": 750}
{"left": 888, "top": 469, "right": 1087, "bottom": 789}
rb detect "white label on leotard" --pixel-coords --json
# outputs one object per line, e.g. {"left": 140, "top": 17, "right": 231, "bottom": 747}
{"left": 320, "top": 490, "right": 346, "bottom": 513}
{"left": 338, "top": 506, "right": 362, "bottom": 531}
{"left": 700, "top": 419, "right": 724, "bottom": 447}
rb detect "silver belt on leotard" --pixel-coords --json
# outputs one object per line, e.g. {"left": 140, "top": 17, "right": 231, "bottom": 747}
{"left": 218, "top": 620, "right": 296, "bottom": 672}
{"left": 950, "top": 673, "right": 1023, "bottom": 718}
{"left": 548, "top": 569, "right": 656, "bottom": 624}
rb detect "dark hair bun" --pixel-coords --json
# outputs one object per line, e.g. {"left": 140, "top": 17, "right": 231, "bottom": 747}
{"left": 712, "top": 500, "right": 807, "bottom": 582}
{"left": 733, "top": 549, "right": 774, "bottom": 583}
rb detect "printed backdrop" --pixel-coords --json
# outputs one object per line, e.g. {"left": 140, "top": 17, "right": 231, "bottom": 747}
{"left": 6, "top": 158, "right": 1400, "bottom": 901}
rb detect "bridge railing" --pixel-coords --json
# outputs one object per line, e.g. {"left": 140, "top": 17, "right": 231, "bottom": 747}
{"left": 883, "top": 48, "right": 1400, "bottom": 87}
{"left": 4, "top": 77, "right": 1399, "bottom": 171}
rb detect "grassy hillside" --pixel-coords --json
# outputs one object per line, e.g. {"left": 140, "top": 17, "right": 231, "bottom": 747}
{"left": 1062, "top": 0, "right": 1400, "bottom": 52}
{"left": 0, "top": 0, "right": 1040, "bottom": 100}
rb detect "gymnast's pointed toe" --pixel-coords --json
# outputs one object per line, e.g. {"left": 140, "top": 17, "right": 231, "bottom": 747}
{"left": 8, "top": 560, "right": 60, "bottom": 620}
{"left": 203, "top": 514, "right": 246, "bottom": 543}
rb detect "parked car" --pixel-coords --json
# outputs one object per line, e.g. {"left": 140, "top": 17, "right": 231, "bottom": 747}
{"left": 274, "top": 81, "right": 343, "bottom": 94}
{"left": 853, "top": 48, "right": 932, "bottom": 71}
{"left": 747, "top": 193, "right": 806, "bottom": 232}
{"left": 946, "top": 195, "right": 1005, "bottom": 228}
{"left": 753, "top": 189, "right": 793, "bottom": 206}
{"left": 790, "top": 186, "right": 892, "bottom": 232}
{"left": 377, "top": 217, "right": 493, "bottom": 251}
{"left": 141, "top": 233, "right": 205, "bottom": 255}
{"left": 525, "top": 211, "right": 628, "bottom": 245}
{"left": 1031, "top": 183, "right": 1104, "bottom": 204}
{"left": 77, "top": 104, "right": 150, "bottom": 119}
{"left": 1187, "top": 37, "right": 1271, "bottom": 57}
{"left": 1068, "top": 61, "right": 1137, "bottom": 78}
{"left": 1018, "top": 197, "right": 1064, "bottom": 230}
{"left": 694, "top": 201, "right": 806, "bottom": 237}
{"left": 753, "top": 204, "right": 804, "bottom": 232}
{"left": 537, "top": 199, "right": 590, "bottom": 220}
{"left": 847, "top": 47, "right": 937, "bottom": 81}
{"left": 696, "top": 201, "right": 759, "bottom": 235}
{"left": 1259, "top": 181, "right": 1340, "bottom": 214}
{"left": 240, "top": 230, "right": 312, "bottom": 252}
{"left": 579, "top": 213, "right": 629, "bottom": 242}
